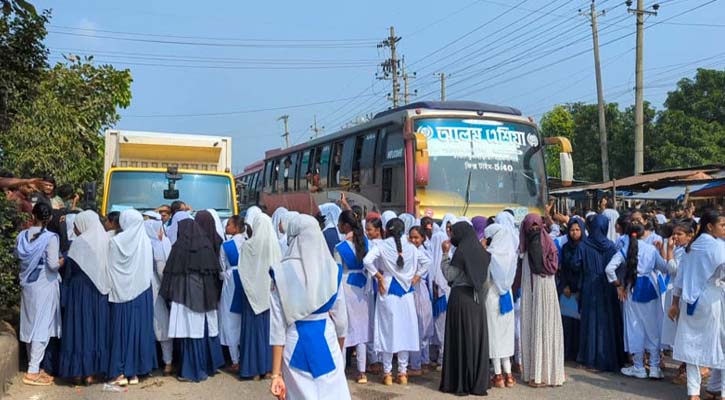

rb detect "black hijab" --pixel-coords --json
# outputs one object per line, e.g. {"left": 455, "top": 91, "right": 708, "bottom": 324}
{"left": 195, "top": 210, "right": 223, "bottom": 257}
{"left": 160, "top": 218, "right": 222, "bottom": 313}
{"left": 450, "top": 221, "right": 490, "bottom": 292}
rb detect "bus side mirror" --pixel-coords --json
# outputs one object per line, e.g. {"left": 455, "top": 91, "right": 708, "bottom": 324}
{"left": 414, "top": 132, "right": 430, "bottom": 187}
{"left": 544, "top": 136, "right": 574, "bottom": 187}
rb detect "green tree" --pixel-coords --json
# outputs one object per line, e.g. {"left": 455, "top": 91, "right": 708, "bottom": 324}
{"left": 649, "top": 69, "right": 725, "bottom": 169}
{"left": 0, "top": 56, "right": 132, "bottom": 187}
{"left": 539, "top": 105, "right": 574, "bottom": 178}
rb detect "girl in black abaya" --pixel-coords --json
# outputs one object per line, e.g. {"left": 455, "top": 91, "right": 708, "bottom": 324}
{"left": 439, "top": 221, "right": 491, "bottom": 396}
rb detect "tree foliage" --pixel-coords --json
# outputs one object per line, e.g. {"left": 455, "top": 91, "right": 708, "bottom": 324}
{"left": 539, "top": 69, "right": 724, "bottom": 183}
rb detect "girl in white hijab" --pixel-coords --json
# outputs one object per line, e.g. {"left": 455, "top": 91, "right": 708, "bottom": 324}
{"left": 319, "top": 203, "right": 343, "bottom": 255}
{"left": 484, "top": 223, "right": 518, "bottom": 388}
{"left": 206, "top": 208, "right": 226, "bottom": 241}
{"left": 268, "top": 214, "right": 350, "bottom": 400}
{"left": 59, "top": 210, "right": 110, "bottom": 384}
{"left": 236, "top": 213, "right": 282, "bottom": 379}
{"left": 106, "top": 209, "right": 157, "bottom": 386}
{"left": 271, "top": 207, "right": 289, "bottom": 254}
{"left": 143, "top": 218, "right": 173, "bottom": 375}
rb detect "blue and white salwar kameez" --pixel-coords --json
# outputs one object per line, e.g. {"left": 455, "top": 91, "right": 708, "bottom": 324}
{"left": 16, "top": 228, "right": 62, "bottom": 375}
{"left": 168, "top": 302, "right": 224, "bottom": 382}
{"left": 334, "top": 239, "right": 371, "bottom": 374}
{"left": 219, "top": 235, "right": 244, "bottom": 365}
{"left": 606, "top": 239, "right": 668, "bottom": 375}
{"left": 233, "top": 279, "right": 272, "bottom": 378}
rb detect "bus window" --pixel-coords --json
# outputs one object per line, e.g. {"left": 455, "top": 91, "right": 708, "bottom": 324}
{"left": 317, "top": 145, "right": 331, "bottom": 190}
{"left": 271, "top": 159, "right": 280, "bottom": 193}
{"left": 277, "top": 157, "right": 287, "bottom": 193}
{"left": 330, "top": 141, "right": 344, "bottom": 187}
{"left": 338, "top": 137, "right": 356, "bottom": 190}
{"left": 284, "top": 153, "right": 297, "bottom": 192}
{"left": 359, "top": 131, "right": 378, "bottom": 186}
{"left": 384, "top": 130, "right": 404, "bottom": 161}
{"left": 263, "top": 161, "right": 274, "bottom": 192}
{"left": 299, "top": 150, "right": 311, "bottom": 191}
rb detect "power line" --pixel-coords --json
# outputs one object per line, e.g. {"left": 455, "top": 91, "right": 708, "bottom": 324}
{"left": 121, "top": 93, "right": 378, "bottom": 118}
{"left": 48, "top": 56, "right": 376, "bottom": 70}
{"left": 48, "top": 24, "right": 378, "bottom": 43}
{"left": 47, "top": 30, "right": 375, "bottom": 49}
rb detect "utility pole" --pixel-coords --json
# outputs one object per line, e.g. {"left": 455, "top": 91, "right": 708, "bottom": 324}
{"left": 581, "top": 0, "right": 610, "bottom": 182}
{"left": 401, "top": 59, "right": 417, "bottom": 105}
{"left": 277, "top": 115, "right": 289, "bottom": 148}
{"left": 438, "top": 72, "right": 448, "bottom": 101}
{"left": 310, "top": 114, "right": 324, "bottom": 140}
{"left": 376, "top": 26, "right": 401, "bottom": 108}
{"left": 627, "top": 0, "right": 658, "bottom": 175}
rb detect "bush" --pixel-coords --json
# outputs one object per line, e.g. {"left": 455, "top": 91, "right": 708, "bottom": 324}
{"left": 0, "top": 192, "right": 24, "bottom": 316}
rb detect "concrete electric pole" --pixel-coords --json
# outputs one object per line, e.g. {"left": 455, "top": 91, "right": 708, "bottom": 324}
{"left": 376, "top": 26, "right": 401, "bottom": 108}
{"left": 627, "top": 0, "right": 658, "bottom": 175}
{"left": 278, "top": 115, "right": 290, "bottom": 148}
{"left": 310, "top": 115, "right": 324, "bottom": 140}
{"left": 581, "top": 0, "right": 610, "bottom": 181}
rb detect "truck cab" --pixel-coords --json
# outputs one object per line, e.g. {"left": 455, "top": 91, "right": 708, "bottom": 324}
{"left": 102, "top": 130, "right": 238, "bottom": 218}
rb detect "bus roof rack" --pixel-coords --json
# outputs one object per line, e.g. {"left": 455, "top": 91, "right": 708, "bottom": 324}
{"left": 373, "top": 101, "right": 522, "bottom": 119}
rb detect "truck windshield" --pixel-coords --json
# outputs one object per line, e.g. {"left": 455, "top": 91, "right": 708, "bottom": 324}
{"left": 107, "top": 171, "right": 234, "bottom": 217}
{"left": 415, "top": 118, "right": 547, "bottom": 209}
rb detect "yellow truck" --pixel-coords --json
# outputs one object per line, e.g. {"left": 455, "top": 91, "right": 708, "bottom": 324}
{"left": 102, "top": 130, "right": 238, "bottom": 217}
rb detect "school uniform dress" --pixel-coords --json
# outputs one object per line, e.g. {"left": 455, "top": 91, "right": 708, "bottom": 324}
{"left": 219, "top": 235, "right": 244, "bottom": 364}
{"left": 605, "top": 239, "right": 668, "bottom": 368}
{"left": 363, "top": 238, "right": 429, "bottom": 374}
{"left": 144, "top": 219, "right": 173, "bottom": 365}
{"left": 270, "top": 268, "right": 350, "bottom": 400}
{"left": 335, "top": 239, "right": 372, "bottom": 373}
{"left": 16, "top": 228, "right": 62, "bottom": 374}
{"left": 660, "top": 246, "right": 684, "bottom": 348}
{"left": 168, "top": 303, "right": 224, "bottom": 381}
{"left": 59, "top": 258, "right": 110, "bottom": 378}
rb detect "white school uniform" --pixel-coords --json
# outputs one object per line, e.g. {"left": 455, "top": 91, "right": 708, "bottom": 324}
{"left": 363, "top": 238, "right": 429, "bottom": 354}
{"left": 660, "top": 246, "right": 684, "bottom": 348}
{"left": 673, "top": 234, "right": 725, "bottom": 369}
{"left": 218, "top": 234, "right": 244, "bottom": 349}
{"left": 168, "top": 303, "right": 219, "bottom": 339}
{"left": 17, "top": 228, "right": 62, "bottom": 344}
{"left": 334, "top": 240, "right": 372, "bottom": 348}
{"left": 605, "top": 240, "right": 669, "bottom": 355}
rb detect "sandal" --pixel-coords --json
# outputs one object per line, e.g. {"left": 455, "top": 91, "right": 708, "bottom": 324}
{"left": 382, "top": 373, "right": 393, "bottom": 386}
{"left": 108, "top": 375, "right": 128, "bottom": 386}
{"left": 505, "top": 373, "right": 516, "bottom": 388}
{"left": 128, "top": 376, "right": 139, "bottom": 385}
{"left": 163, "top": 364, "right": 175, "bottom": 377}
{"left": 407, "top": 368, "right": 423, "bottom": 377}
{"left": 356, "top": 373, "right": 368, "bottom": 384}
{"left": 23, "top": 373, "right": 53, "bottom": 386}
{"left": 84, "top": 376, "right": 96, "bottom": 386}
{"left": 528, "top": 381, "right": 547, "bottom": 388}
{"left": 225, "top": 364, "right": 240, "bottom": 374}
{"left": 396, "top": 373, "right": 408, "bottom": 385}
{"left": 492, "top": 374, "right": 505, "bottom": 388}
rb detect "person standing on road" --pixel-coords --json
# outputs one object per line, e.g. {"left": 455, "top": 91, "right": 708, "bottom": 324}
{"left": 556, "top": 216, "right": 585, "bottom": 362}
{"left": 605, "top": 224, "right": 669, "bottom": 380}
{"left": 268, "top": 214, "right": 350, "bottom": 400}
{"left": 519, "top": 213, "right": 565, "bottom": 388}
{"left": 106, "top": 209, "right": 157, "bottom": 386}
{"left": 161, "top": 210, "right": 224, "bottom": 382}
{"left": 363, "top": 217, "right": 429, "bottom": 386}
{"left": 438, "top": 220, "right": 490, "bottom": 396}
{"left": 575, "top": 214, "right": 624, "bottom": 372}
{"left": 484, "top": 222, "right": 517, "bottom": 389}
{"left": 670, "top": 210, "right": 725, "bottom": 400}
{"left": 334, "top": 210, "right": 371, "bottom": 384}
{"left": 235, "top": 213, "right": 281, "bottom": 380}
{"left": 407, "top": 225, "right": 434, "bottom": 377}
{"left": 16, "top": 203, "right": 62, "bottom": 386}
{"left": 218, "top": 215, "right": 247, "bottom": 374}
{"left": 59, "top": 210, "right": 111, "bottom": 385}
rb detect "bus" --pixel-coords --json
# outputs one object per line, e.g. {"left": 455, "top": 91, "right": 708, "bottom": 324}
{"left": 236, "top": 160, "right": 264, "bottom": 209}
{"left": 237, "top": 101, "right": 573, "bottom": 221}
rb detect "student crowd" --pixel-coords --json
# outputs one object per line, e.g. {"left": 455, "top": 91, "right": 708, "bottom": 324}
{"left": 9, "top": 189, "right": 725, "bottom": 400}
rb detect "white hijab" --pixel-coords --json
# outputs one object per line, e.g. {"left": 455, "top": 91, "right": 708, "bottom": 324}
{"left": 167, "top": 211, "right": 192, "bottom": 245}
{"left": 107, "top": 209, "right": 153, "bottom": 303}
{"left": 271, "top": 214, "right": 338, "bottom": 325}
{"left": 399, "top": 213, "right": 416, "bottom": 234}
{"left": 319, "top": 203, "right": 342, "bottom": 230}
{"left": 495, "top": 211, "right": 519, "bottom": 252}
{"left": 68, "top": 210, "right": 110, "bottom": 294}
{"left": 484, "top": 223, "right": 517, "bottom": 295}
{"left": 65, "top": 213, "right": 77, "bottom": 241}
{"left": 245, "top": 206, "right": 263, "bottom": 229}
{"left": 428, "top": 230, "right": 451, "bottom": 298}
{"left": 271, "top": 207, "right": 289, "bottom": 241}
{"left": 602, "top": 208, "right": 620, "bottom": 242}
{"left": 440, "top": 213, "right": 458, "bottom": 234}
{"left": 366, "top": 236, "right": 419, "bottom": 292}
{"left": 381, "top": 210, "right": 397, "bottom": 228}
{"left": 680, "top": 233, "right": 725, "bottom": 304}
{"left": 206, "top": 209, "right": 226, "bottom": 241}
{"left": 144, "top": 219, "right": 171, "bottom": 263}
{"left": 239, "top": 213, "right": 282, "bottom": 314}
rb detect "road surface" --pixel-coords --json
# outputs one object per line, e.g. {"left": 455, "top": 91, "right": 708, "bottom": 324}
{"left": 4, "top": 363, "right": 691, "bottom": 400}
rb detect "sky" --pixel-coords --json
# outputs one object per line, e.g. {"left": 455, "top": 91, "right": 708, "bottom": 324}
{"left": 34, "top": 0, "right": 725, "bottom": 173}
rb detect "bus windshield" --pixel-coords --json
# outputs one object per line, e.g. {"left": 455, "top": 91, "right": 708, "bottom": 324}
{"left": 107, "top": 171, "right": 234, "bottom": 217}
{"left": 415, "top": 118, "right": 547, "bottom": 210}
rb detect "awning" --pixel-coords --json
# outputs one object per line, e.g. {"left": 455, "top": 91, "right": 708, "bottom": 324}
{"left": 690, "top": 180, "right": 725, "bottom": 198}
{"left": 625, "top": 183, "right": 709, "bottom": 201}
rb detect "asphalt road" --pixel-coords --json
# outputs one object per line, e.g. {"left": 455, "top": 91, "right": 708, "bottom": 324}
{"left": 4, "top": 363, "right": 690, "bottom": 400}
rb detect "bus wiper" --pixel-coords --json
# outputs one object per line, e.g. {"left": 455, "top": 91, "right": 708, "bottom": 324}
{"left": 462, "top": 170, "right": 472, "bottom": 216}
